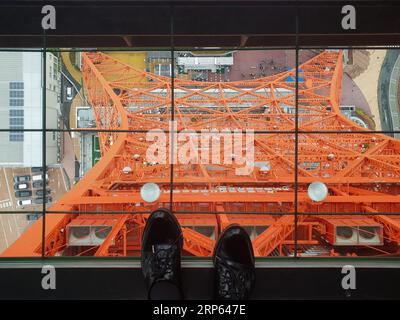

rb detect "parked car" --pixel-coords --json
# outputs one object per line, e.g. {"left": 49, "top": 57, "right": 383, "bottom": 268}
{"left": 66, "top": 87, "right": 73, "bottom": 101}
{"left": 15, "top": 190, "right": 32, "bottom": 198}
{"left": 26, "top": 213, "right": 40, "bottom": 221}
{"left": 33, "top": 181, "right": 49, "bottom": 188}
{"left": 13, "top": 175, "right": 30, "bottom": 183}
{"left": 87, "top": 120, "right": 96, "bottom": 128}
{"left": 35, "top": 189, "right": 51, "bottom": 197}
{"left": 14, "top": 182, "right": 30, "bottom": 190}
{"left": 34, "top": 196, "right": 52, "bottom": 204}
{"left": 31, "top": 166, "right": 48, "bottom": 173}
{"left": 32, "top": 173, "right": 49, "bottom": 182}
{"left": 17, "top": 199, "right": 32, "bottom": 206}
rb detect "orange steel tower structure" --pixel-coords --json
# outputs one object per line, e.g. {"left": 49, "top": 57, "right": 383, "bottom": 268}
{"left": 3, "top": 50, "right": 400, "bottom": 257}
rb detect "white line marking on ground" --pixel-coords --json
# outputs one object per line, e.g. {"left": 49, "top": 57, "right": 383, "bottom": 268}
{"left": 60, "top": 168, "right": 68, "bottom": 192}
{"left": 0, "top": 199, "right": 11, "bottom": 209}
{"left": 3, "top": 168, "right": 14, "bottom": 208}
{"left": 13, "top": 214, "right": 21, "bottom": 236}
{"left": 0, "top": 216, "right": 9, "bottom": 249}
{"left": 7, "top": 218, "right": 12, "bottom": 233}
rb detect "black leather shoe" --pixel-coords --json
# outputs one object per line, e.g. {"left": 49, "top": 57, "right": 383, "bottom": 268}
{"left": 141, "top": 208, "right": 184, "bottom": 300}
{"left": 213, "top": 225, "right": 255, "bottom": 300}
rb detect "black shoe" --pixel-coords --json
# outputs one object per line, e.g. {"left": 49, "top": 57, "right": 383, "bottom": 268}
{"left": 213, "top": 225, "right": 255, "bottom": 300}
{"left": 141, "top": 208, "right": 184, "bottom": 300}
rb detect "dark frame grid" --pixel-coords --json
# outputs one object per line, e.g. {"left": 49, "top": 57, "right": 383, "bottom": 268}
{"left": 0, "top": 5, "right": 398, "bottom": 260}
{"left": 42, "top": 33, "right": 47, "bottom": 257}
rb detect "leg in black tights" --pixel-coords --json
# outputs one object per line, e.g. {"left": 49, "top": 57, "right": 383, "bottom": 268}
{"left": 149, "top": 281, "right": 183, "bottom": 300}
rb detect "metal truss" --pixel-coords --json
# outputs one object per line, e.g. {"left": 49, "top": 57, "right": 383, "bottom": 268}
{"left": 4, "top": 50, "right": 400, "bottom": 258}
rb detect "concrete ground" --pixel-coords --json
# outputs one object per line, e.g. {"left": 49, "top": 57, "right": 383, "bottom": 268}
{"left": 0, "top": 166, "right": 69, "bottom": 209}
{"left": 0, "top": 166, "right": 69, "bottom": 212}
{"left": 226, "top": 49, "right": 320, "bottom": 82}
{"left": 0, "top": 166, "right": 69, "bottom": 253}
{"left": 0, "top": 213, "right": 32, "bottom": 254}
{"left": 61, "top": 51, "right": 82, "bottom": 84}
{"left": 61, "top": 131, "right": 77, "bottom": 185}
{"left": 378, "top": 49, "right": 400, "bottom": 135}
{"left": 58, "top": 130, "right": 97, "bottom": 184}
{"left": 81, "top": 132, "right": 95, "bottom": 174}
{"left": 227, "top": 50, "right": 296, "bottom": 81}
{"left": 69, "top": 88, "right": 85, "bottom": 130}
{"left": 48, "top": 167, "right": 70, "bottom": 204}
{"left": 108, "top": 51, "right": 147, "bottom": 70}
{"left": 349, "top": 50, "right": 386, "bottom": 130}
{"left": 341, "top": 73, "right": 372, "bottom": 116}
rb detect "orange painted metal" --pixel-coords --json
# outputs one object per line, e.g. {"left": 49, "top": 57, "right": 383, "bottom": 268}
{"left": 3, "top": 50, "right": 400, "bottom": 258}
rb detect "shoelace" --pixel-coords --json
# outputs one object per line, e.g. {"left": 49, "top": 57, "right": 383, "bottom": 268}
{"left": 217, "top": 259, "right": 249, "bottom": 300}
{"left": 151, "top": 244, "right": 178, "bottom": 279}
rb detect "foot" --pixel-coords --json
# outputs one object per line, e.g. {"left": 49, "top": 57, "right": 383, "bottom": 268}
{"left": 141, "top": 208, "right": 183, "bottom": 299}
{"left": 213, "top": 225, "right": 255, "bottom": 300}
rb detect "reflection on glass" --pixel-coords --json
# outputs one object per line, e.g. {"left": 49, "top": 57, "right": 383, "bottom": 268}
{"left": 1, "top": 48, "right": 399, "bottom": 259}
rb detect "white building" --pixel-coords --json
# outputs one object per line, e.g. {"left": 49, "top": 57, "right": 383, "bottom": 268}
{"left": 0, "top": 52, "right": 61, "bottom": 166}
{"left": 177, "top": 56, "right": 234, "bottom": 72}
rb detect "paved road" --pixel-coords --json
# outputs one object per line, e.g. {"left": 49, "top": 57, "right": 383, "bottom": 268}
{"left": 378, "top": 49, "right": 400, "bottom": 136}
{"left": 61, "top": 67, "right": 82, "bottom": 130}
{"left": 0, "top": 214, "right": 30, "bottom": 253}
{"left": 0, "top": 166, "right": 69, "bottom": 254}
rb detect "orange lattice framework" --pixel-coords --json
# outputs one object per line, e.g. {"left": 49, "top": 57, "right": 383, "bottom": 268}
{"left": 3, "top": 50, "right": 400, "bottom": 257}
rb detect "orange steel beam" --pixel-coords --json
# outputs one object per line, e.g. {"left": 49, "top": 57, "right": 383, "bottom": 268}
{"left": 95, "top": 214, "right": 130, "bottom": 256}
{"left": 252, "top": 215, "right": 305, "bottom": 256}
{"left": 182, "top": 228, "right": 215, "bottom": 256}
{"left": 3, "top": 50, "right": 400, "bottom": 258}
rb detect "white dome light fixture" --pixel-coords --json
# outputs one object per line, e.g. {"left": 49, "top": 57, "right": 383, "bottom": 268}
{"left": 122, "top": 166, "right": 132, "bottom": 174}
{"left": 307, "top": 181, "right": 328, "bottom": 202}
{"left": 140, "top": 183, "right": 161, "bottom": 203}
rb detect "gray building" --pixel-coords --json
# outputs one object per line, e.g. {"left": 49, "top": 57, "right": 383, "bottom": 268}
{"left": 0, "top": 52, "right": 61, "bottom": 166}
